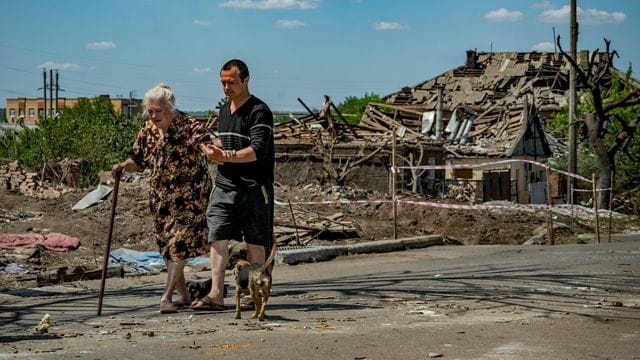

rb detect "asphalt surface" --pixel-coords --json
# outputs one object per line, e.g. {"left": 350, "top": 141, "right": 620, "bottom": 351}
{"left": 1, "top": 234, "right": 640, "bottom": 360}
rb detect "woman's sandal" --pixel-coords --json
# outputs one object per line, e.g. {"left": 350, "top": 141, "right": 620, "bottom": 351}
{"left": 190, "top": 295, "right": 226, "bottom": 311}
{"left": 159, "top": 302, "right": 178, "bottom": 314}
{"left": 173, "top": 298, "right": 191, "bottom": 309}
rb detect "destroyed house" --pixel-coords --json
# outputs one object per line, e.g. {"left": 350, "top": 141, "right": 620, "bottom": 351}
{"left": 273, "top": 96, "right": 443, "bottom": 192}
{"left": 375, "top": 50, "right": 614, "bottom": 204}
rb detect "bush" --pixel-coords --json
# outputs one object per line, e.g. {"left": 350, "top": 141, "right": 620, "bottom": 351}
{"left": 337, "top": 93, "right": 383, "bottom": 124}
{"left": 0, "top": 97, "right": 143, "bottom": 186}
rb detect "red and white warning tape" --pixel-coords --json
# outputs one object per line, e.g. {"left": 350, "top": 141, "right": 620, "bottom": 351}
{"left": 391, "top": 159, "right": 592, "bottom": 183}
{"left": 573, "top": 187, "right": 613, "bottom": 192}
{"left": 275, "top": 199, "right": 391, "bottom": 206}
{"left": 276, "top": 198, "right": 605, "bottom": 215}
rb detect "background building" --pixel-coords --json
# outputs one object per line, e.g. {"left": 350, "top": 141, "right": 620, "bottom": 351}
{"left": 5, "top": 96, "right": 143, "bottom": 125}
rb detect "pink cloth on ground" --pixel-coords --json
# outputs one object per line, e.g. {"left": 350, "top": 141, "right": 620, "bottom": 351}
{"left": 0, "top": 233, "right": 80, "bottom": 252}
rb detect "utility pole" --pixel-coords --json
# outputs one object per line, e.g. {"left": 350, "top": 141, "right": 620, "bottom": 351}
{"left": 55, "top": 70, "right": 59, "bottom": 115}
{"left": 49, "top": 69, "right": 54, "bottom": 118}
{"left": 567, "top": 0, "right": 578, "bottom": 205}
{"left": 41, "top": 69, "right": 47, "bottom": 121}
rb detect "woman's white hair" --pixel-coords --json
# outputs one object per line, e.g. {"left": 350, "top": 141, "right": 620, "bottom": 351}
{"left": 143, "top": 83, "right": 176, "bottom": 115}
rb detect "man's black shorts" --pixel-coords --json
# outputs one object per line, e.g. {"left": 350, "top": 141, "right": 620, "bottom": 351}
{"left": 206, "top": 185, "right": 272, "bottom": 247}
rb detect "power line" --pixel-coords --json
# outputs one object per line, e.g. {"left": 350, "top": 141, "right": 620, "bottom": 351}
{"left": 0, "top": 43, "right": 175, "bottom": 71}
{"left": 0, "top": 43, "right": 407, "bottom": 86}
{"left": 0, "top": 88, "right": 31, "bottom": 96}
{"left": 0, "top": 64, "right": 41, "bottom": 75}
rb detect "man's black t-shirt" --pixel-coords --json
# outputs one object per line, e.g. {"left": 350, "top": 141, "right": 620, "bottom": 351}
{"left": 215, "top": 95, "right": 274, "bottom": 190}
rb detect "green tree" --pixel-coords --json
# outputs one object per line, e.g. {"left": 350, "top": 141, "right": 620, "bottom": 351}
{"left": 556, "top": 37, "right": 640, "bottom": 210}
{"left": 606, "top": 73, "right": 640, "bottom": 203}
{"left": 0, "top": 97, "right": 143, "bottom": 186}
{"left": 337, "top": 92, "right": 383, "bottom": 124}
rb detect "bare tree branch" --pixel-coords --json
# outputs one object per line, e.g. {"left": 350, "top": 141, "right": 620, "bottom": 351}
{"left": 559, "top": 37, "right": 638, "bottom": 209}
{"left": 556, "top": 35, "right": 590, "bottom": 87}
{"left": 603, "top": 91, "right": 640, "bottom": 112}
{"left": 395, "top": 147, "right": 427, "bottom": 192}
{"left": 337, "top": 141, "right": 389, "bottom": 183}
{"left": 608, "top": 115, "right": 639, "bottom": 157}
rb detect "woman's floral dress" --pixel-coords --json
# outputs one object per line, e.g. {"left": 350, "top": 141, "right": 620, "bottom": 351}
{"left": 129, "top": 111, "right": 212, "bottom": 261}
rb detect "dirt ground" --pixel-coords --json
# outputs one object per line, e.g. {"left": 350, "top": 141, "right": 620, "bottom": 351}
{"left": 2, "top": 235, "right": 640, "bottom": 360}
{"left": 1, "top": 176, "right": 638, "bottom": 291}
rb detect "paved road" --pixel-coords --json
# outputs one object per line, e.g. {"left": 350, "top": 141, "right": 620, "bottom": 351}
{"left": 1, "top": 234, "right": 640, "bottom": 360}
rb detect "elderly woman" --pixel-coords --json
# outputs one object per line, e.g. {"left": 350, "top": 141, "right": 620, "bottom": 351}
{"left": 112, "top": 83, "right": 212, "bottom": 314}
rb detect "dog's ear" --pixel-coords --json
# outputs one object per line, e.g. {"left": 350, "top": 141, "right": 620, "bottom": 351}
{"left": 235, "top": 260, "right": 250, "bottom": 271}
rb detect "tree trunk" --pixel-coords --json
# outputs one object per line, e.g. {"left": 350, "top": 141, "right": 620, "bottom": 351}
{"left": 585, "top": 113, "right": 614, "bottom": 209}
{"left": 597, "top": 168, "right": 613, "bottom": 210}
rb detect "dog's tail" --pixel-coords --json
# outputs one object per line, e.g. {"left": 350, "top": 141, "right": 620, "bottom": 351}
{"left": 261, "top": 241, "right": 278, "bottom": 275}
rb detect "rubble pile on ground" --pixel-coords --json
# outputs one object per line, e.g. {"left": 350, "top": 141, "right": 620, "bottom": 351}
{"left": 0, "top": 161, "right": 74, "bottom": 199}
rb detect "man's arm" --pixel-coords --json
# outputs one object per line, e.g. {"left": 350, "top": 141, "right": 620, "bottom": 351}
{"left": 200, "top": 144, "right": 256, "bottom": 163}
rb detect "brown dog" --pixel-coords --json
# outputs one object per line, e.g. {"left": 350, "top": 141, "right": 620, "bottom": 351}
{"left": 234, "top": 242, "right": 277, "bottom": 321}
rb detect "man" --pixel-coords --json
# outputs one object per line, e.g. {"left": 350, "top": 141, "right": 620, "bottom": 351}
{"left": 192, "top": 59, "right": 274, "bottom": 310}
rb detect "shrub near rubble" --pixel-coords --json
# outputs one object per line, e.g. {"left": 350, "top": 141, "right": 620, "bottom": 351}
{"left": 0, "top": 97, "right": 143, "bottom": 187}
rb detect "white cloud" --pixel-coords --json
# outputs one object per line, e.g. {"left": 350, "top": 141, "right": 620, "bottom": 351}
{"left": 193, "top": 19, "right": 211, "bottom": 26}
{"left": 484, "top": 8, "right": 523, "bottom": 22}
{"left": 275, "top": 19, "right": 307, "bottom": 28}
{"left": 193, "top": 67, "right": 211, "bottom": 73}
{"left": 531, "top": 41, "right": 555, "bottom": 52}
{"left": 580, "top": 7, "right": 626, "bottom": 24}
{"left": 539, "top": 5, "right": 626, "bottom": 25}
{"left": 372, "top": 21, "right": 405, "bottom": 31}
{"left": 531, "top": 1, "right": 552, "bottom": 10}
{"left": 539, "top": 5, "right": 570, "bottom": 23}
{"left": 219, "top": 0, "right": 321, "bottom": 10}
{"left": 86, "top": 41, "right": 116, "bottom": 50}
{"left": 37, "top": 61, "right": 79, "bottom": 70}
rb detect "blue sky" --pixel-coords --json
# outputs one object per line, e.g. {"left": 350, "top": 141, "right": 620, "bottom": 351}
{"left": 1, "top": 0, "right": 638, "bottom": 112}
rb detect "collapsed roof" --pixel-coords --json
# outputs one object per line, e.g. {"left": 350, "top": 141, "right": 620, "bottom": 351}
{"left": 377, "top": 50, "right": 612, "bottom": 158}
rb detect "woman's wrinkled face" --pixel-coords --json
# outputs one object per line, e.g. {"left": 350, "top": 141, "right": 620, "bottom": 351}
{"left": 146, "top": 100, "right": 172, "bottom": 129}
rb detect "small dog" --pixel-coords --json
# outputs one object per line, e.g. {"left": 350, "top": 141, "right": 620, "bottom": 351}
{"left": 187, "top": 279, "right": 227, "bottom": 301}
{"left": 234, "top": 242, "right": 278, "bottom": 321}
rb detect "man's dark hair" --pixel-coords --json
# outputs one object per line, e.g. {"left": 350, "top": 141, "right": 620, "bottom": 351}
{"left": 222, "top": 59, "right": 249, "bottom": 81}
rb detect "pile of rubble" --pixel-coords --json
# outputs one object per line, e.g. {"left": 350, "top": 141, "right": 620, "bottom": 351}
{"left": 379, "top": 50, "right": 608, "bottom": 156}
{"left": 273, "top": 184, "right": 383, "bottom": 245}
{"left": 0, "top": 160, "right": 75, "bottom": 199}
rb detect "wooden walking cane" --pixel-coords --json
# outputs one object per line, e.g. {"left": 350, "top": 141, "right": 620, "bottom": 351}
{"left": 97, "top": 168, "right": 122, "bottom": 316}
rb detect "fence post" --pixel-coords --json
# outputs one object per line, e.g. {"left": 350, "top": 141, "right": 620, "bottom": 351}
{"left": 546, "top": 166, "right": 555, "bottom": 245}
{"left": 569, "top": 180, "right": 575, "bottom": 228}
{"left": 608, "top": 171, "right": 613, "bottom": 243}
{"left": 288, "top": 200, "right": 301, "bottom": 246}
{"left": 392, "top": 123, "right": 398, "bottom": 240}
{"left": 592, "top": 173, "right": 600, "bottom": 244}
